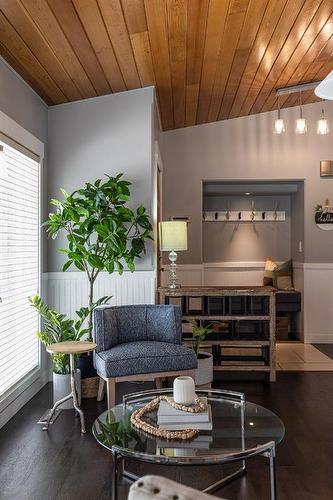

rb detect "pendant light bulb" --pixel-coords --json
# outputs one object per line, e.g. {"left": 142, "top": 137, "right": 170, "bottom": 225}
{"left": 317, "top": 108, "right": 329, "bottom": 135}
{"left": 295, "top": 93, "right": 307, "bottom": 134}
{"left": 273, "top": 98, "right": 285, "bottom": 134}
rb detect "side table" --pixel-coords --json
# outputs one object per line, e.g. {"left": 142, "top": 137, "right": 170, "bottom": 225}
{"left": 44, "top": 340, "right": 96, "bottom": 434}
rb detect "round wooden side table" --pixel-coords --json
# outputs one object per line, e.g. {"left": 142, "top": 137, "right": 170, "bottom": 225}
{"left": 45, "top": 340, "right": 97, "bottom": 434}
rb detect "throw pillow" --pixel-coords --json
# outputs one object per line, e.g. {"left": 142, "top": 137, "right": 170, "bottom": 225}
{"left": 263, "top": 256, "right": 278, "bottom": 286}
{"left": 273, "top": 259, "right": 293, "bottom": 289}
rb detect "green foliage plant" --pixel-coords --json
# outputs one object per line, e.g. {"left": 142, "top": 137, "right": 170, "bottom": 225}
{"left": 44, "top": 174, "right": 152, "bottom": 333}
{"left": 187, "top": 319, "right": 214, "bottom": 357}
{"left": 29, "top": 294, "right": 110, "bottom": 374}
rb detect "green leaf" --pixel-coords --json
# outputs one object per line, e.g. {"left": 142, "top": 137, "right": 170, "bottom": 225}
{"left": 62, "top": 260, "right": 72, "bottom": 272}
{"left": 96, "top": 224, "right": 109, "bottom": 239}
{"left": 87, "top": 254, "right": 104, "bottom": 270}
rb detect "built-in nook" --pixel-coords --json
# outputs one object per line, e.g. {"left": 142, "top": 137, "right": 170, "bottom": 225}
{"left": 202, "top": 180, "right": 304, "bottom": 342}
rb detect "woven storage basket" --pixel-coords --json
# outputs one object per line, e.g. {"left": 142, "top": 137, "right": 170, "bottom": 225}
{"left": 81, "top": 376, "right": 99, "bottom": 399}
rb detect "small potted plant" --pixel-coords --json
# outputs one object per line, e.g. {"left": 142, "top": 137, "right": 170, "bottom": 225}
{"left": 187, "top": 320, "right": 214, "bottom": 386}
{"left": 29, "top": 294, "right": 109, "bottom": 407}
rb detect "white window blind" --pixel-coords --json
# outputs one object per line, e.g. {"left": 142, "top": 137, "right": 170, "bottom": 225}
{"left": 0, "top": 139, "right": 40, "bottom": 397}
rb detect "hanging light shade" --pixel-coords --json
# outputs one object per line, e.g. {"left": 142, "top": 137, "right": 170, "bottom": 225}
{"left": 295, "top": 93, "right": 307, "bottom": 134}
{"left": 273, "top": 97, "right": 285, "bottom": 134}
{"left": 317, "top": 108, "right": 329, "bottom": 135}
{"left": 315, "top": 71, "right": 333, "bottom": 100}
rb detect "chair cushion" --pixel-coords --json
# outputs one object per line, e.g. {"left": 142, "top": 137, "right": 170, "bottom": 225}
{"left": 94, "top": 341, "right": 197, "bottom": 378}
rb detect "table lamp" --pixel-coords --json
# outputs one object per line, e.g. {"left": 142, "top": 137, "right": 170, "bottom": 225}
{"left": 159, "top": 221, "right": 188, "bottom": 289}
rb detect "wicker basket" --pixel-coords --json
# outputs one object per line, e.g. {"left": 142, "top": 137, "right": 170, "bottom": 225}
{"left": 81, "top": 376, "right": 100, "bottom": 399}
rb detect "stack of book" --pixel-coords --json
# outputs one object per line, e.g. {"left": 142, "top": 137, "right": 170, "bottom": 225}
{"left": 157, "top": 398, "right": 212, "bottom": 431}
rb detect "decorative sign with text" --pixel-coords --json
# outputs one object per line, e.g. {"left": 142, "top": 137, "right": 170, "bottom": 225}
{"left": 315, "top": 200, "right": 333, "bottom": 230}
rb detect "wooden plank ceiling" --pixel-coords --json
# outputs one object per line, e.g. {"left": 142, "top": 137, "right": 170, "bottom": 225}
{"left": 1, "top": 0, "right": 333, "bottom": 130}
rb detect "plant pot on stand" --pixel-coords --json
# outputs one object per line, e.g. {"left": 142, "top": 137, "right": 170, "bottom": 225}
{"left": 194, "top": 351, "right": 213, "bottom": 386}
{"left": 53, "top": 370, "right": 81, "bottom": 409}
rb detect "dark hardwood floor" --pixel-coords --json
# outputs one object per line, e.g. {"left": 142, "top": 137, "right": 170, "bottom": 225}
{"left": 1, "top": 371, "right": 333, "bottom": 500}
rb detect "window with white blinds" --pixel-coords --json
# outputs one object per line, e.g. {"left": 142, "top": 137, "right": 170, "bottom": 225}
{"left": 0, "top": 139, "right": 40, "bottom": 397}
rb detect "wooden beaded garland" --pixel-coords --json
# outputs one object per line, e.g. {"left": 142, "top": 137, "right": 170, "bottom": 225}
{"left": 130, "top": 395, "right": 207, "bottom": 440}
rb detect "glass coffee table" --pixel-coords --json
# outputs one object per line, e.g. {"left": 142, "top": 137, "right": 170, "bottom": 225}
{"left": 93, "top": 388, "right": 285, "bottom": 500}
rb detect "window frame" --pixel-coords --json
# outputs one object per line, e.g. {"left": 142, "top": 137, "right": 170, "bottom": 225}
{"left": 0, "top": 112, "right": 47, "bottom": 426}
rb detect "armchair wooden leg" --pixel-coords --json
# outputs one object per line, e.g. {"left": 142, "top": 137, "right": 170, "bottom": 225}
{"left": 97, "top": 377, "right": 105, "bottom": 401}
{"left": 106, "top": 378, "right": 116, "bottom": 410}
{"left": 154, "top": 377, "right": 163, "bottom": 389}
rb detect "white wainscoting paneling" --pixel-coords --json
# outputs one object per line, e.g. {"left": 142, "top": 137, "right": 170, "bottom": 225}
{"left": 46, "top": 271, "right": 156, "bottom": 319}
{"left": 303, "top": 263, "right": 333, "bottom": 343}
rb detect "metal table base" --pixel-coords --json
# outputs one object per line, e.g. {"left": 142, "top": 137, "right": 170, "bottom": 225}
{"left": 111, "top": 441, "right": 277, "bottom": 500}
{"left": 42, "top": 353, "right": 86, "bottom": 433}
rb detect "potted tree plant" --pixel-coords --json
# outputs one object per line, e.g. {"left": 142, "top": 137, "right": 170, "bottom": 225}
{"left": 187, "top": 319, "right": 214, "bottom": 386}
{"left": 44, "top": 174, "right": 152, "bottom": 396}
{"left": 29, "top": 294, "right": 109, "bottom": 407}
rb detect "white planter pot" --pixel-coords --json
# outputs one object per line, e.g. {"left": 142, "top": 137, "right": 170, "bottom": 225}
{"left": 53, "top": 370, "right": 81, "bottom": 409}
{"left": 194, "top": 352, "right": 213, "bottom": 386}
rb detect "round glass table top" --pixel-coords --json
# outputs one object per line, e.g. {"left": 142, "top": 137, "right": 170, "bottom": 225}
{"left": 92, "top": 388, "right": 285, "bottom": 465}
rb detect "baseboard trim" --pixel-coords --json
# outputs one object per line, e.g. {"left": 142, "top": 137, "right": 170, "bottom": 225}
{"left": 0, "top": 370, "right": 49, "bottom": 429}
{"left": 304, "top": 334, "right": 333, "bottom": 344}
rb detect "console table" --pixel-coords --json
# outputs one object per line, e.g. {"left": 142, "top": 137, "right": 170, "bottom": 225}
{"left": 158, "top": 286, "right": 276, "bottom": 381}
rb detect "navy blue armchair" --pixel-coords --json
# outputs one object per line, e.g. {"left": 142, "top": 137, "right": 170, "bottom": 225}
{"left": 93, "top": 305, "right": 197, "bottom": 409}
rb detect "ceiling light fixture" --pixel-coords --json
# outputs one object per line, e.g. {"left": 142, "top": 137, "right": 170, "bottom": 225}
{"left": 273, "top": 96, "right": 285, "bottom": 134}
{"left": 317, "top": 108, "right": 329, "bottom": 135}
{"left": 295, "top": 92, "right": 307, "bottom": 134}
{"left": 315, "top": 71, "right": 333, "bottom": 100}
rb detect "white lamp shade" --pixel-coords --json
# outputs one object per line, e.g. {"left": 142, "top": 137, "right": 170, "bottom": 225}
{"left": 315, "top": 71, "right": 333, "bottom": 100}
{"left": 159, "top": 221, "right": 188, "bottom": 251}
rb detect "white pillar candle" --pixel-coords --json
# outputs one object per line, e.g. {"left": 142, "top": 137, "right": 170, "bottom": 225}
{"left": 173, "top": 376, "right": 196, "bottom": 405}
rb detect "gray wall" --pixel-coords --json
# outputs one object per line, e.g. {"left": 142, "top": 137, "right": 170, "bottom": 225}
{"left": 47, "top": 87, "right": 155, "bottom": 272}
{"left": 0, "top": 57, "right": 47, "bottom": 144}
{"left": 160, "top": 100, "right": 333, "bottom": 264}
{"left": 203, "top": 195, "right": 291, "bottom": 262}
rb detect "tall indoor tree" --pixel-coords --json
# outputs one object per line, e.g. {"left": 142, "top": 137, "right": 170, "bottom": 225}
{"left": 45, "top": 174, "right": 152, "bottom": 334}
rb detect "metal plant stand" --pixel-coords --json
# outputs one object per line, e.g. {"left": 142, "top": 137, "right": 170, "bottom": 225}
{"left": 41, "top": 341, "right": 96, "bottom": 434}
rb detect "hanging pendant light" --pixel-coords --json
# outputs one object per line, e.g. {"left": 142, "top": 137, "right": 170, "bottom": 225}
{"left": 273, "top": 96, "right": 285, "bottom": 134}
{"left": 295, "top": 92, "right": 307, "bottom": 134}
{"left": 317, "top": 107, "right": 329, "bottom": 135}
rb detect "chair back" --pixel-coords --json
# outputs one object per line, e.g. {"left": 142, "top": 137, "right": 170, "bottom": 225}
{"left": 93, "top": 305, "right": 182, "bottom": 351}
